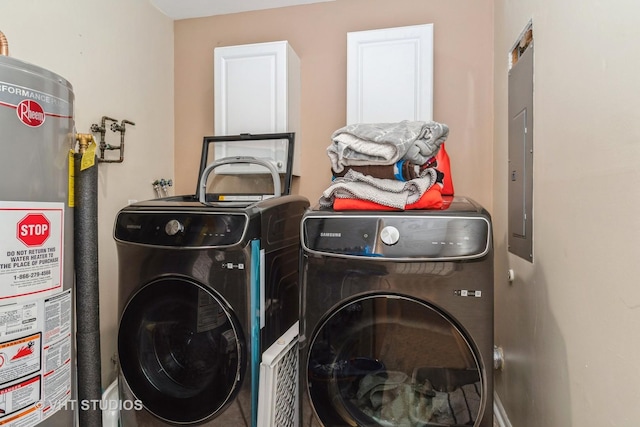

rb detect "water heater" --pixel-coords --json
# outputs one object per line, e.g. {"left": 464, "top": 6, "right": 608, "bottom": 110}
{"left": 0, "top": 53, "right": 75, "bottom": 426}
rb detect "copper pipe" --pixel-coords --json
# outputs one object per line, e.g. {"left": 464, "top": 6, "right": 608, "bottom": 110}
{"left": 0, "top": 30, "right": 9, "bottom": 56}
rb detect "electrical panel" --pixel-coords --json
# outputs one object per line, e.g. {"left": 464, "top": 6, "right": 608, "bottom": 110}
{"left": 508, "top": 39, "right": 534, "bottom": 262}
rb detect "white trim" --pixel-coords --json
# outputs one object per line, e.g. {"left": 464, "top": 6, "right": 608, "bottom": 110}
{"left": 493, "top": 391, "right": 513, "bottom": 427}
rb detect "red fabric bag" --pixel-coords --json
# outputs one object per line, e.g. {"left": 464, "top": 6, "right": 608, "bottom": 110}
{"left": 435, "top": 143, "right": 454, "bottom": 196}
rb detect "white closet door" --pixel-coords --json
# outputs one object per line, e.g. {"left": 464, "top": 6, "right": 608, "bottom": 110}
{"left": 214, "top": 41, "right": 301, "bottom": 175}
{"left": 347, "top": 24, "right": 434, "bottom": 124}
{"left": 215, "top": 42, "right": 286, "bottom": 136}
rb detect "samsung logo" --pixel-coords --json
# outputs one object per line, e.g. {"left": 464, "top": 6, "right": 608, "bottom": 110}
{"left": 320, "top": 232, "right": 341, "bottom": 238}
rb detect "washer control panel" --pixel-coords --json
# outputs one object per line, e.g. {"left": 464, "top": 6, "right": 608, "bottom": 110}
{"left": 302, "top": 214, "right": 491, "bottom": 259}
{"left": 115, "top": 211, "right": 247, "bottom": 247}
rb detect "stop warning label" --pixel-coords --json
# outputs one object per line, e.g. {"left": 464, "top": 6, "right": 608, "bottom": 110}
{"left": 17, "top": 213, "right": 50, "bottom": 247}
{"left": 0, "top": 202, "right": 64, "bottom": 300}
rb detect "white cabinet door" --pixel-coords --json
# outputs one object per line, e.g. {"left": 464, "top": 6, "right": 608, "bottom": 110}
{"left": 214, "top": 41, "right": 300, "bottom": 175}
{"left": 347, "top": 24, "right": 434, "bottom": 125}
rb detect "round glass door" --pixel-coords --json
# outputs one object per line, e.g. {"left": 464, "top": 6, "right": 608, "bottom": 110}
{"left": 307, "top": 294, "right": 483, "bottom": 426}
{"left": 118, "top": 277, "right": 245, "bottom": 424}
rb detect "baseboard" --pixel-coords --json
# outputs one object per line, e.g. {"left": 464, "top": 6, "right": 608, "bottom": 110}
{"left": 493, "top": 391, "right": 513, "bottom": 427}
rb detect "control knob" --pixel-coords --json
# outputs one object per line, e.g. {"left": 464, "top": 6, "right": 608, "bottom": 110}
{"left": 165, "top": 219, "right": 184, "bottom": 236}
{"left": 380, "top": 225, "right": 400, "bottom": 246}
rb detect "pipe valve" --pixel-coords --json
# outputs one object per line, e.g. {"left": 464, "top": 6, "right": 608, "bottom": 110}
{"left": 75, "top": 133, "right": 94, "bottom": 155}
{"left": 153, "top": 178, "right": 173, "bottom": 198}
{"left": 110, "top": 119, "right": 135, "bottom": 133}
{"left": 90, "top": 116, "right": 134, "bottom": 163}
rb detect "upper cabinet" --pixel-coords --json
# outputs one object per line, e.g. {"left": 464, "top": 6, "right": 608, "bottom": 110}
{"left": 347, "top": 24, "right": 434, "bottom": 125}
{"left": 214, "top": 41, "right": 301, "bottom": 175}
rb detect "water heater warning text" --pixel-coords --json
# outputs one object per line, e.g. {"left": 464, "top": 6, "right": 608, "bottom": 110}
{"left": 0, "top": 203, "right": 63, "bottom": 300}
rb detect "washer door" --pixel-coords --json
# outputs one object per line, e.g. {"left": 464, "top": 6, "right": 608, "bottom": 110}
{"left": 307, "top": 294, "right": 484, "bottom": 427}
{"left": 118, "top": 277, "right": 245, "bottom": 424}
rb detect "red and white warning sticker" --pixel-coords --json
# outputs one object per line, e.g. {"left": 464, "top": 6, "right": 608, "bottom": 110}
{"left": 0, "top": 290, "right": 72, "bottom": 425}
{"left": 0, "top": 333, "right": 42, "bottom": 386}
{"left": 0, "top": 202, "right": 63, "bottom": 301}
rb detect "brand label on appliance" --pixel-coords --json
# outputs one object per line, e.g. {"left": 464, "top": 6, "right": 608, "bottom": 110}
{"left": 0, "top": 202, "right": 64, "bottom": 301}
{"left": 16, "top": 99, "right": 45, "bottom": 127}
{"left": 0, "top": 80, "right": 72, "bottom": 122}
{"left": 320, "top": 232, "right": 341, "bottom": 238}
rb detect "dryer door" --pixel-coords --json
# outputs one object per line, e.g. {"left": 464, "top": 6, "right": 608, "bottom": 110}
{"left": 306, "top": 294, "right": 484, "bottom": 427}
{"left": 118, "top": 277, "right": 246, "bottom": 424}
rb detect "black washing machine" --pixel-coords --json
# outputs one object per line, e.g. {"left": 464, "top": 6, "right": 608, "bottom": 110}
{"left": 114, "top": 134, "right": 309, "bottom": 426}
{"left": 299, "top": 197, "right": 493, "bottom": 427}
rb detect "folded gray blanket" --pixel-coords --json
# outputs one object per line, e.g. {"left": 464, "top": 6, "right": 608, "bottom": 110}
{"left": 327, "top": 120, "right": 449, "bottom": 173}
{"left": 319, "top": 168, "right": 438, "bottom": 209}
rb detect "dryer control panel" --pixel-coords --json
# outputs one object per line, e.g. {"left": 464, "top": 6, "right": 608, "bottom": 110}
{"left": 114, "top": 211, "right": 248, "bottom": 247}
{"left": 302, "top": 214, "right": 491, "bottom": 260}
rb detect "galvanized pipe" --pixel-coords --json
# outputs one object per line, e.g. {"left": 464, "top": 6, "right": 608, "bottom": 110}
{"left": 99, "top": 119, "right": 134, "bottom": 163}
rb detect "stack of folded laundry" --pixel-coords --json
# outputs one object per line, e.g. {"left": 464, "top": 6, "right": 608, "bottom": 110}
{"left": 320, "top": 120, "right": 453, "bottom": 211}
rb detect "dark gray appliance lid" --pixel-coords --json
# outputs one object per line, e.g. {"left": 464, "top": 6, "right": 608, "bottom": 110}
{"left": 195, "top": 132, "right": 295, "bottom": 202}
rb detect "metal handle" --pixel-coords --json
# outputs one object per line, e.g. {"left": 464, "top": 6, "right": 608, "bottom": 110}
{"left": 198, "top": 156, "right": 281, "bottom": 204}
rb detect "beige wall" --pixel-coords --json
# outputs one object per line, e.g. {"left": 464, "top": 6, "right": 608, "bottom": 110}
{"left": 174, "top": 0, "right": 494, "bottom": 208}
{"left": 1, "top": 0, "right": 174, "bottom": 387}
{"left": 10, "top": 2, "right": 639, "bottom": 425}
{"left": 493, "top": 0, "right": 640, "bottom": 425}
